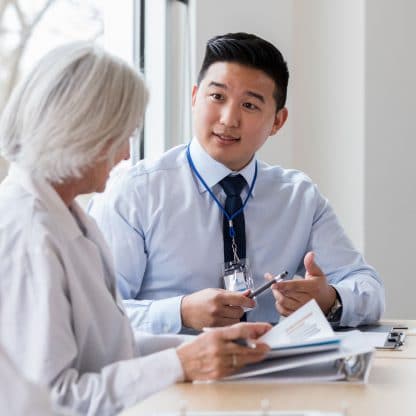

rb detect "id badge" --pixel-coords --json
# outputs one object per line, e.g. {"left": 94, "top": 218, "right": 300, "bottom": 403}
{"left": 222, "top": 258, "right": 254, "bottom": 311}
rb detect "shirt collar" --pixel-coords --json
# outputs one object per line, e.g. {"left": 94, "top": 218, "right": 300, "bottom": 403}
{"left": 7, "top": 163, "right": 88, "bottom": 240}
{"left": 188, "top": 138, "right": 257, "bottom": 196}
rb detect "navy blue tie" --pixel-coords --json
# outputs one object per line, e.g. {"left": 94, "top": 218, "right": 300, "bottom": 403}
{"left": 219, "top": 175, "right": 247, "bottom": 263}
{"left": 220, "top": 174, "right": 247, "bottom": 321}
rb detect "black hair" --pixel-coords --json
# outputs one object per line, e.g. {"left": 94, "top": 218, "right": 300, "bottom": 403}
{"left": 197, "top": 32, "right": 289, "bottom": 111}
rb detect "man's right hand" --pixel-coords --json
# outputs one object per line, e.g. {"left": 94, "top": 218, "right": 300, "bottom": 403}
{"left": 181, "top": 288, "right": 256, "bottom": 330}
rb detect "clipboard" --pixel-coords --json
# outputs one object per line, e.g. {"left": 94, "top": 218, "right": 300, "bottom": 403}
{"left": 336, "top": 324, "right": 406, "bottom": 350}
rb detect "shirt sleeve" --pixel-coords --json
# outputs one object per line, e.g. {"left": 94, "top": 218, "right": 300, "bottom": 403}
{"left": 50, "top": 348, "right": 183, "bottom": 416}
{"left": 2, "top": 243, "right": 183, "bottom": 416}
{"left": 301, "top": 186, "right": 385, "bottom": 327}
{"left": 132, "top": 331, "right": 196, "bottom": 357}
{"left": 0, "top": 345, "right": 59, "bottom": 416}
{"left": 88, "top": 172, "right": 184, "bottom": 334}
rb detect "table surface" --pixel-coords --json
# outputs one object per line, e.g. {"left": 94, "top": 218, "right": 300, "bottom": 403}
{"left": 121, "top": 320, "right": 416, "bottom": 416}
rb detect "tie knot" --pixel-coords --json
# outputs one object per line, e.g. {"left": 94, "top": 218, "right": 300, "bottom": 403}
{"left": 219, "top": 174, "right": 246, "bottom": 197}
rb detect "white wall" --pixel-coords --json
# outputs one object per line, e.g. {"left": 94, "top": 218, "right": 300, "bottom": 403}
{"left": 365, "top": 0, "right": 416, "bottom": 318}
{"left": 292, "top": 0, "right": 365, "bottom": 251}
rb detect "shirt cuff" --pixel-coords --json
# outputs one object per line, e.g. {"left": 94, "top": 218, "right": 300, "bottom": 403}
{"left": 147, "top": 295, "right": 184, "bottom": 334}
{"left": 138, "top": 348, "right": 185, "bottom": 384}
{"left": 119, "top": 348, "right": 184, "bottom": 407}
{"left": 332, "top": 284, "right": 356, "bottom": 327}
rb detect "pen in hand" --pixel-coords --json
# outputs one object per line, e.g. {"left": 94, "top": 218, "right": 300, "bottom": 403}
{"left": 248, "top": 271, "right": 288, "bottom": 299}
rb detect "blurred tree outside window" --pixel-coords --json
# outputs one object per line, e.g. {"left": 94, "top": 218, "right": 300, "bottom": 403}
{"left": 0, "top": 0, "right": 104, "bottom": 180}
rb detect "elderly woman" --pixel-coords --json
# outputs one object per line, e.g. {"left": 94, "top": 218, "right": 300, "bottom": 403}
{"left": 0, "top": 43, "right": 270, "bottom": 416}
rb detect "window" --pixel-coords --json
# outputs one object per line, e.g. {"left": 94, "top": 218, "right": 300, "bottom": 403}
{"left": 139, "top": 0, "right": 192, "bottom": 160}
{"left": 0, "top": 0, "right": 190, "bottom": 181}
{"left": 0, "top": 0, "right": 105, "bottom": 181}
{"left": 0, "top": 0, "right": 104, "bottom": 111}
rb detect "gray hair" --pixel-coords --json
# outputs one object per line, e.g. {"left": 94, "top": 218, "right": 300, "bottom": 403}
{"left": 0, "top": 42, "right": 148, "bottom": 182}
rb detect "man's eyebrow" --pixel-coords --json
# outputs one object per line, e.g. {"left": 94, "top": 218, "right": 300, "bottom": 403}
{"left": 246, "top": 91, "right": 265, "bottom": 103}
{"left": 207, "top": 82, "right": 265, "bottom": 103}
{"left": 207, "top": 81, "right": 227, "bottom": 89}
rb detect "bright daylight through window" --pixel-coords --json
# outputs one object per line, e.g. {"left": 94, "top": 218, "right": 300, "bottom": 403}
{"left": 0, "top": 0, "right": 104, "bottom": 181}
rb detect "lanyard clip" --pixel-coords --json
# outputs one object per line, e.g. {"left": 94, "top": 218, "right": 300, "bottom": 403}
{"left": 228, "top": 220, "right": 235, "bottom": 238}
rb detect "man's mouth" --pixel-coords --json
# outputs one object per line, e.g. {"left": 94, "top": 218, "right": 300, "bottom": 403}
{"left": 213, "top": 132, "right": 240, "bottom": 142}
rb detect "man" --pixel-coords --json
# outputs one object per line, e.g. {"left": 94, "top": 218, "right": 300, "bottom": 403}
{"left": 89, "top": 33, "right": 384, "bottom": 334}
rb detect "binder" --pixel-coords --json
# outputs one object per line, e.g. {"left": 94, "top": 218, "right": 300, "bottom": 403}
{"left": 218, "top": 331, "right": 374, "bottom": 384}
{"left": 192, "top": 301, "right": 375, "bottom": 384}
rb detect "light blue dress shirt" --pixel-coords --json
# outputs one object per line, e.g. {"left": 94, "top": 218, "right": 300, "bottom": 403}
{"left": 88, "top": 139, "right": 385, "bottom": 333}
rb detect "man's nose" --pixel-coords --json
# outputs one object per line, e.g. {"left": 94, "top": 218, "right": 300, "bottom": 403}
{"left": 219, "top": 103, "right": 240, "bottom": 128}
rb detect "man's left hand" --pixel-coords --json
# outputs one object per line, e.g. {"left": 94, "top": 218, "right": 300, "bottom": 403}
{"left": 268, "top": 251, "right": 336, "bottom": 317}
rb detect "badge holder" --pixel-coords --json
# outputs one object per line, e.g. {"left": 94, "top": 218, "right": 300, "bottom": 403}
{"left": 222, "top": 258, "right": 254, "bottom": 312}
{"left": 222, "top": 258, "right": 254, "bottom": 292}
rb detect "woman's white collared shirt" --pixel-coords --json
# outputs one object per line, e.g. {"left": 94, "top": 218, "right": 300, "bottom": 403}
{"left": 0, "top": 164, "right": 184, "bottom": 416}
{"left": 0, "top": 343, "right": 72, "bottom": 415}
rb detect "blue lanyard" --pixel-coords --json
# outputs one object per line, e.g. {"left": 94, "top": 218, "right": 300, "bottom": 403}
{"left": 186, "top": 144, "right": 257, "bottom": 238}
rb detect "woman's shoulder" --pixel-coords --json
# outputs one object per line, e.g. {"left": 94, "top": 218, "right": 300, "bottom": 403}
{"left": 0, "top": 180, "right": 61, "bottom": 253}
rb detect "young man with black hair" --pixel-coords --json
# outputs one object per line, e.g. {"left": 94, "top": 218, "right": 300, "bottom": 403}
{"left": 89, "top": 33, "right": 385, "bottom": 334}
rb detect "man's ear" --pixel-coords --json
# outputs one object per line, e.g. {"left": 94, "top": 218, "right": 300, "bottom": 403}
{"left": 270, "top": 107, "right": 288, "bottom": 136}
{"left": 191, "top": 84, "right": 199, "bottom": 107}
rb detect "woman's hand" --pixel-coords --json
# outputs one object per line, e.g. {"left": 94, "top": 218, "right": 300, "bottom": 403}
{"left": 176, "top": 322, "right": 271, "bottom": 381}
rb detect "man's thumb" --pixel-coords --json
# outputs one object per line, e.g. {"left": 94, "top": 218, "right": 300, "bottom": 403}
{"left": 304, "top": 251, "right": 324, "bottom": 277}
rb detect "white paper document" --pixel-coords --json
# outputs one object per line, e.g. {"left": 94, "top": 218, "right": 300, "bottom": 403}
{"left": 259, "top": 299, "right": 340, "bottom": 358}
{"left": 356, "top": 332, "right": 389, "bottom": 348}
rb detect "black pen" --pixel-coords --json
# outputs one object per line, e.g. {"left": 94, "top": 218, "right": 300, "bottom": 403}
{"left": 248, "top": 271, "right": 288, "bottom": 299}
{"left": 233, "top": 338, "right": 257, "bottom": 349}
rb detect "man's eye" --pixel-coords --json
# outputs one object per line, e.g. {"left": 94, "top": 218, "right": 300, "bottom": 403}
{"left": 243, "top": 102, "right": 259, "bottom": 110}
{"left": 210, "top": 93, "right": 224, "bottom": 101}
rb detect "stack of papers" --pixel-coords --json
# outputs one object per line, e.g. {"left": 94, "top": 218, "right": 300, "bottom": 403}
{"left": 259, "top": 299, "right": 340, "bottom": 358}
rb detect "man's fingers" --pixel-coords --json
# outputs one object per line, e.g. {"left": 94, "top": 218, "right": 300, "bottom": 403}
{"left": 304, "top": 251, "right": 324, "bottom": 277}
{"left": 274, "top": 291, "right": 298, "bottom": 308}
{"left": 276, "top": 279, "right": 311, "bottom": 294}
{"left": 275, "top": 302, "right": 294, "bottom": 317}
{"left": 220, "top": 291, "right": 256, "bottom": 308}
{"left": 213, "top": 316, "right": 242, "bottom": 327}
{"left": 218, "top": 305, "right": 245, "bottom": 320}
{"left": 273, "top": 287, "right": 299, "bottom": 303}
{"left": 275, "top": 276, "right": 326, "bottom": 294}
{"left": 277, "top": 291, "right": 311, "bottom": 312}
